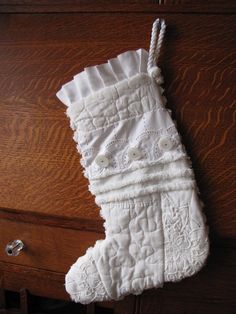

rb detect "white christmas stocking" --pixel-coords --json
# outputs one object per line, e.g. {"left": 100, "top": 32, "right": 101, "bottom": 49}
{"left": 56, "top": 19, "right": 209, "bottom": 304}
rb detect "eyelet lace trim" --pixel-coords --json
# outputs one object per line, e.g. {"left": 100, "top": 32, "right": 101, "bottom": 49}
{"left": 65, "top": 253, "right": 110, "bottom": 304}
{"left": 162, "top": 192, "right": 209, "bottom": 282}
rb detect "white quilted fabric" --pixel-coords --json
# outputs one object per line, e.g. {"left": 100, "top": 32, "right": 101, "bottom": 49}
{"left": 56, "top": 36, "right": 209, "bottom": 303}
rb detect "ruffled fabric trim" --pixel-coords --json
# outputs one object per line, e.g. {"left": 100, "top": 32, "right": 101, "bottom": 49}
{"left": 95, "top": 179, "right": 196, "bottom": 205}
{"left": 89, "top": 160, "right": 194, "bottom": 195}
{"left": 56, "top": 48, "right": 149, "bottom": 106}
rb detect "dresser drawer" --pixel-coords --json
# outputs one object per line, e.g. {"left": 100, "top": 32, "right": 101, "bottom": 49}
{"left": 0, "top": 219, "right": 103, "bottom": 273}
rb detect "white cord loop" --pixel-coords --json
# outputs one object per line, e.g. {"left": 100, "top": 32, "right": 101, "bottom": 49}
{"left": 147, "top": 18, "right": 166, "bottom": 84}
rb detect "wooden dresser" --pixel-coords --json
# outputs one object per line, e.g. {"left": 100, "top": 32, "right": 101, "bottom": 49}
{"left": 0, "top": 1, "right": 235, "bottom": 313}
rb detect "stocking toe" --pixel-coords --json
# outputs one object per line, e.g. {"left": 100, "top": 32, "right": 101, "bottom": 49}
{"left": 65, "top": 252, "right": 109, "bottom": 304}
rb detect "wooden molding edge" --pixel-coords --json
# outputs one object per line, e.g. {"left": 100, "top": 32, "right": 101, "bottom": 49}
{"left": 0, "top": 3, "right": 236, "bottom": 14}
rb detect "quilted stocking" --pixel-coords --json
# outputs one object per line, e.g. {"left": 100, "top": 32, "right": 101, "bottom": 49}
{"left": 56, "top": 19, "right": 209, "bottom": 304}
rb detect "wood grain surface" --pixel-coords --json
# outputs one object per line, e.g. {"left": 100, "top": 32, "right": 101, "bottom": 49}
{"left": 0, "top": 4, "right": 235, "bottom": 313}
{"left": 0, "top": 0, "right": 236, "bottom": 13}
{"left": 0, "top": 218, "right": 104, "bottom": 273}
{"left": 0, "top": 261, "right": 68, "bottom": 300}
{"left": 0, "top": 13, "right": 235, "bottom": 241}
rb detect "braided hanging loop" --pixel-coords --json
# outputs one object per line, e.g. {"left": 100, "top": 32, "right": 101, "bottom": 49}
{"left": 147, "top": 18, "right": 166, "bottom": 84}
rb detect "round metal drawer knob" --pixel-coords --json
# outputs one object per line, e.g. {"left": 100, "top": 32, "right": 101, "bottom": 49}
{"left": 5, "top": 239, "right": 25, "bottom": 256}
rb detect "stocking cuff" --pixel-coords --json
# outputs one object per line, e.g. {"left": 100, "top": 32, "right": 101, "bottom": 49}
{"left": 56, "top": 49, "right": 165, "bottom": 133}
{"left": 57, "top": 48, "right": 150, "bottom": 105}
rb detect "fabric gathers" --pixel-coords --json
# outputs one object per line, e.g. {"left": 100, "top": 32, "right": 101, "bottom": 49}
{"left": 56, "top": 18, "right": 209, "bottom": 304}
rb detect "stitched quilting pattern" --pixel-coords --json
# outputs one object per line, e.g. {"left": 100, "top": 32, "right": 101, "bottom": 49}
{"left": 57, "top": 71, "right": 209, "bottom": 304}
{"left": 94, "top": 199, "right": 164, "bottom": 299}
{"left": 75, "top": 108, "right": 186, "bottom": 180}
{"left": 66, "top": 74, "right": 165, "bottom": 132}
{"left": 161, "top": 190, "right": 209, "bottom": 282}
